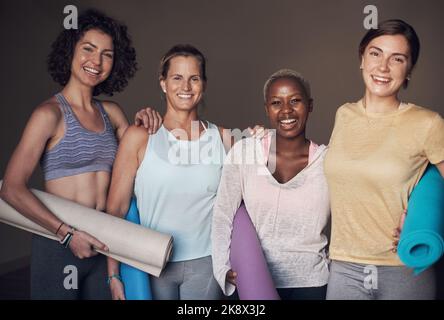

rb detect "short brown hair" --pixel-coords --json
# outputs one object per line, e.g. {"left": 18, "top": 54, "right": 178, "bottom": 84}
{"left": 359, "top": 19, "right": 420, "bottom": 88}
{"left": 159, "top": 44, "right": 207, "bottom": 82}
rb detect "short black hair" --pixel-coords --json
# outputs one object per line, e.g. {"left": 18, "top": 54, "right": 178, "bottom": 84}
{"left": 359, "top": 19, "right": 420, "bottom": 88}
{"left": 263, "top": 69, "right": 311, "bottom": 103}
{"left": 47, "top": 9, "right": 137, "bottom": 96}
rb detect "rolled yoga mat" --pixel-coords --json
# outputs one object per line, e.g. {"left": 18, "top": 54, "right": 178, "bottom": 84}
{"left": 120, "top": 197, "right": 152, "bottom": 300}
{"left": 398, "top": 165, "right": 444, "bottom": 275}
{"left": 230, "top": 203, "right": 280, "bottom": 300}
{"left": 0, "top": 181, "right": 173, "bottom": 277}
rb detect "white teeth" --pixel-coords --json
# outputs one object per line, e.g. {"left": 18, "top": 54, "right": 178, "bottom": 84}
{"left": 178, "top": 94, "right": 192, "bottom": 98}
{"left": 280, "top": 119, "right": 296, "bottom": 124}
{"left": 84, "top": 67, "right": 100, "bottom": 75}
{"left": 372, "top": 75, "right": 390, "bottom": 83}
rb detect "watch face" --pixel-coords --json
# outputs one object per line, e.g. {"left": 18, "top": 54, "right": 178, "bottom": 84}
{"left": 60, "top": 232, "right": 73, "bottom": 247}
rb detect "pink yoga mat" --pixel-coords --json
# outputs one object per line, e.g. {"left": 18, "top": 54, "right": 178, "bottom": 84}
{"left": 230, "top": 203, "right": 280, "bottom": 300}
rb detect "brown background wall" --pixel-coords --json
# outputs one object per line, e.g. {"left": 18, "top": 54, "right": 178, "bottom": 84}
{"left": 0, "top": 0, "right": 443, "bottom": 293}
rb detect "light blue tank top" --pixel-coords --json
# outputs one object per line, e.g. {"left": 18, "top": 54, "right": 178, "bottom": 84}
{"left": 134, "top": 121, "right": 226, "bottom": 262}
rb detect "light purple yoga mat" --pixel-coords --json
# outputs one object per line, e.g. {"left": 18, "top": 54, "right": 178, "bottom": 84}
{"left": 230, "top": 203, "right": 280, "bottom": 300}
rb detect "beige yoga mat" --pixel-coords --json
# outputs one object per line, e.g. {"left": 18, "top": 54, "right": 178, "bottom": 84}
{"left": 0, "top": 181, "right": 173, "bottom": 277}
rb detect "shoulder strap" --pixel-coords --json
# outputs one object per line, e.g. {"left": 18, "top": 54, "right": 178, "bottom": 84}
{"left": 54, "top": 93, "right": 72, "bottom": 115}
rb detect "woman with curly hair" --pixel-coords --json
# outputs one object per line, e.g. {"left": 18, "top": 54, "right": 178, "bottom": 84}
{"left": 0, "top": 9, "right": 155, "bottom": 299}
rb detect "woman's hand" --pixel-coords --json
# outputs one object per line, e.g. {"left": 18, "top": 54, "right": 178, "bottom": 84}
{"left": 392, "top": 209, "right": 407, "bottom": 252}
{"left": 68, "top": 229, "right": 109, "bottom": 259}
{"left": 134, "top": 107, "right": 163, "bottom": 134}
{"left": 247, "top": 125, "right": 267, "bottom": 139}
{"left": 226, "top": 269, "right": 238, "bottom": 286}
{"left": 109, "top": 277, "right": 126, "bottom": 300}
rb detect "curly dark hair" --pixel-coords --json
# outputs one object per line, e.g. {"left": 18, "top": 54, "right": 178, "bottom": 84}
{"left": 47, "top": 9, "right": 137, "bottom": 96}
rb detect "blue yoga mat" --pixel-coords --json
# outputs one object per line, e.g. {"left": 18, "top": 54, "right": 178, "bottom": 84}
{"left": 398, "top": 165, "right": 444, "bottom": 274}
{"left": 120, "top": 197, "right": 153, "bottom": 300}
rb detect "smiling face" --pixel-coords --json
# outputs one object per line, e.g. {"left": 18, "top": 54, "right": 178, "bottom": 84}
{"left": 70, "top": 28, "right": 114, "bottom": 88}
{"left": 265, "top": 77, "right": 313, "bottom": 139}
{"left": 160, "top": 56, "right": 205, "bottom": 111}
{"left": 361, "top": 34, "right": 411, "bottom": 99}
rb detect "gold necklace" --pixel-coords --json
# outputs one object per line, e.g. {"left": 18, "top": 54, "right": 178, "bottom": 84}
{"left": 362, "top": 99, "right": 402, "bottom": 126}
{"left": 362, "top": 99, "right": 374, "bottom": 126}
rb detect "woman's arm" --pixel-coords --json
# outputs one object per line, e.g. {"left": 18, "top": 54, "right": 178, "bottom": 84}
{"left": 0, "top": 103, "right": 64, "bottom": 233}
{"left": 0, "top": 103, "right": 108, "bottom": 258}
{"left": 134, "top": 106, "right": 163, "bottom": 134}
{"left": 217, "top": 125, "right": 266, "bottom": 154}
{"left": 436, "top": 161, "right": 444, "bottom": 178}
{"left": 211, "top": 142, "right": 244, "bottom": 296}
{"left": 424, "top": 113, "right": 444, "bottom": 178}
{"left": 106, "top": 125, "right": 146, "bottom": 217}
{"left": 105, "top": 125, "right": 148, "bottom": 300}
{"left": 393, "top": 161, "right": 444, "bottom": 249}
{"left": 217, "top": 126, "right": 235, "bottom": 153}
{"left": 104, "top": 101, "right": 163, "bottom": 138}
{"left": 102, "top": 101, "right": 130, "bottom": 141}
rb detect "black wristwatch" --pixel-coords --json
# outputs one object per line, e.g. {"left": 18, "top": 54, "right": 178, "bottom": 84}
{"left": 60, "top": 227, "right": 75, "bottom": 248}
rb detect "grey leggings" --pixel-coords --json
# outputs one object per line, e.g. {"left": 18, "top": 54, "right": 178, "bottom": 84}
{"left": 30, "top": 235, "right": 111, "bottom": 300}
{"left": 326, "top": 260, "right": 436, "bottom": 300}
{"left": 150, "top": 255, "right": 222, "bottom": 300}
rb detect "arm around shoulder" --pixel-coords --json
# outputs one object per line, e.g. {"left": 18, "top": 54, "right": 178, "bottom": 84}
{"left": 101, "top": 100, "right": 130, "bottom": 141}
{"left": 217, "top": 125, "right": 234, "bottom": 152}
